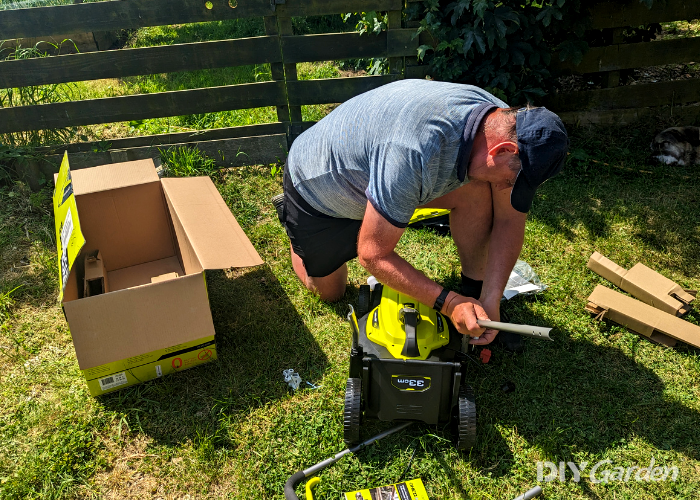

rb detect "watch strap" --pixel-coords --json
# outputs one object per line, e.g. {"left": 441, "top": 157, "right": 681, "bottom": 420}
{"left": 433, "top": 287, "right": 450, "bottom": 312}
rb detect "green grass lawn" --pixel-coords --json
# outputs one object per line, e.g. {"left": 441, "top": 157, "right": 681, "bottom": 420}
{"left": 1, "top": 117, "right": 700, "bottom": 499}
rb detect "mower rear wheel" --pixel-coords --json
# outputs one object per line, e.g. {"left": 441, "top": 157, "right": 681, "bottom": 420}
{"left": 357, "top": 285, "right": 371, "bottom": 317}
{"left": 344, "top": 378, "right": 362, "bottom": 446}
{"left": 453, "top": 385, "right": 477, "bottom": 451}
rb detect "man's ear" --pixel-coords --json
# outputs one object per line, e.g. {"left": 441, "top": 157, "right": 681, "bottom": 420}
{"left": 488, "top": 141, "right": 518, "bottom": 157}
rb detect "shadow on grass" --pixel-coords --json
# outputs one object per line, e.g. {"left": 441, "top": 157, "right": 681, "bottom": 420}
{"left": 530, "top": 125, "right": 700, "bottom": 275}
{"left": 472, "top": 305, "right": 700, "bottom": 479}
{"left": 100, "top": 265, "right": 328, "bottom": 446}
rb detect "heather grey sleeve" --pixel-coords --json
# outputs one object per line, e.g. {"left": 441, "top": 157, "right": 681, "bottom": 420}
{"left": 365, "top": 143, "right": 425, "bottom": 228}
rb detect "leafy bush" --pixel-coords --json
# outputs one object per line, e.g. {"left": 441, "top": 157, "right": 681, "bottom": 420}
{"left": 405, "top": 0, "right": 656, "bottom": 104}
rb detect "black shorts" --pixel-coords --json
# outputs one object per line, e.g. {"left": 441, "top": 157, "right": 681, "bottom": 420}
{"left": 283, "top": 170, "right": 362, "bottom": 278}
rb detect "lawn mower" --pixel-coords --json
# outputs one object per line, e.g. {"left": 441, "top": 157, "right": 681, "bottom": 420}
{"left": 344, "top": 281, "right": 553, "bottom": 450}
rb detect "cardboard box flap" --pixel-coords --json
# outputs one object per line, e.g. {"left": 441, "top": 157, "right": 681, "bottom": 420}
{"left": 53, "top": 152, "right": 86, "bottom": 302}
{"left": 69, "top": 159, "right": 159, "bottom": 195}
{"left": 587, "top": 251, "right": 694, "bottom": 316}
{"left": 586, "top": 285, "right": 700, "bottom": 348}
{"left": 161, "top": 177, "right": 263, "bottom": 270}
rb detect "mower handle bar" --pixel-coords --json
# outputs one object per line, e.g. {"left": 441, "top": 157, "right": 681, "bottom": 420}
{"left": 477, "top": 320, "right": 553, "bottom": 341}
{"left": 284, "top": 422, "right": 413, "bottom": 500}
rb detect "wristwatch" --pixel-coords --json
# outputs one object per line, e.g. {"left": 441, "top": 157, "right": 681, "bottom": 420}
{"left": 433, "top": 288, "right": 450, "bottom": 312}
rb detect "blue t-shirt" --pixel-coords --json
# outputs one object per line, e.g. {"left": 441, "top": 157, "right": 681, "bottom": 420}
{"left": 286, "top": 79, "right": 507, "bottom": 227}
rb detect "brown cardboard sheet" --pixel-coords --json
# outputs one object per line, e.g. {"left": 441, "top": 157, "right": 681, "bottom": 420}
{"left": 587, "top": 252, "right": 695, "bottom": 316}
{"left": 64, "top": 272, "right": 214, "bottom": 370}
{"left": 586, "top": 285, "right": 700, "bottom": 348}
{"left": 107, "top": 256, "right": 184, "bottom": 292}
{"left": 162, "top": 177, "right": 263, "bottom": 270}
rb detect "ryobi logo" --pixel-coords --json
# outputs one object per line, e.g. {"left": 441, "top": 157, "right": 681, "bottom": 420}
{"left": 391, "top": 375, "right": 431, "bottom": 392}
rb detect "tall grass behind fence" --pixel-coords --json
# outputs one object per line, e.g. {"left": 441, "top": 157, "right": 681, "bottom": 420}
{"left": 0, "top": 0, "right": 418, "bottom": 188}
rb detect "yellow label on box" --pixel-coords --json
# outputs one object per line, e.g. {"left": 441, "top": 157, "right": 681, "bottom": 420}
{"left": 83, "top": 336, "right": 217, "bottom": 396}
{"left": 53, "top": 152, "right": 85, "bottom": 302}
{"left": 345, "top": 478, "right": 429, "bottom": 500}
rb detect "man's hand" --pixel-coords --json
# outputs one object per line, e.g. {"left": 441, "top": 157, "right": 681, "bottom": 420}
{"left": 469, "top": 298, "right": 501, "bottom": 345}
{"left": 444, "top": 293, "right": 490, "bottom": 339}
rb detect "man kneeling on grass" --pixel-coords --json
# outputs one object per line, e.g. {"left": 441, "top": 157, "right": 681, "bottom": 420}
{"left": 273, "top": 79, "right": 568, "bottom": 350}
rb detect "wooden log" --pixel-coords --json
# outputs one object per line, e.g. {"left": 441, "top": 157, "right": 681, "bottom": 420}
{"left": 554, "top": 37, "right": 700, "bottom": 74}
{"left": 281, "top": 30, "right": 418, "bottom": 63}
{"left": 0, "top": 37, "right": 281, "bottom": 89}
{"left": 286, "top": 75, "right": 400, "bottom": 106}
{"left": 542, "top": 79, "right": 700, "bottom": 113}
{"left": 0, "top": 82, "right": 286, "bottom": 133}
{"left": 591, "top": 0, "right": 700, "bottom": 30}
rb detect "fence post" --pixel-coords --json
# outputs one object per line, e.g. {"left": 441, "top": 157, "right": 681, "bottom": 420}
{"left": 276, "top": 16, "right": 304, "bottom": 144}
{"left": 387, "top": 9, "right": 403, "bottom": 76}
{"left": 601, "top": 28, "right": 624, "bottom": 88}
{"left": 264, "top": 14, "right": 291, "bottom": 147}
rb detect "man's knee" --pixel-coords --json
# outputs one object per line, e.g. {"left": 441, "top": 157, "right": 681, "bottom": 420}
{"left": 307, "top": 267, "right": 348, "bottom": 302}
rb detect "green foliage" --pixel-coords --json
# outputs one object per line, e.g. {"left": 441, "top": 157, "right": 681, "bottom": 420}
{"left": 0, "top": 42, "right": 80, "bottom": 147}
{"left": 405, "top": 0, "right": 656, "bottom": 104}
{"left": 159, "top": 146, "right": 219, "bottom": 178}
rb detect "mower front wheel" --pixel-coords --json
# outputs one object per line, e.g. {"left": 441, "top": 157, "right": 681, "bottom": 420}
{"left": 343, "top": 378, "right": 362, "bottom": 446}
{"left": 453, "top": 385, "right": 477, "bottom": 451}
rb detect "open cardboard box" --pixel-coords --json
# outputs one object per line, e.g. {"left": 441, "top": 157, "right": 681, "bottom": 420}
{"left": 53, "top": 154, "right": 262, "bottom": 396}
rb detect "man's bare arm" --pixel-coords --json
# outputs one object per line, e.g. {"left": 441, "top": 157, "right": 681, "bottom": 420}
{"left": 357, "top": 201, "right": 488, "bottom": 337}
{"left": 469, "top": 182, "right": 527, "bottom": 345}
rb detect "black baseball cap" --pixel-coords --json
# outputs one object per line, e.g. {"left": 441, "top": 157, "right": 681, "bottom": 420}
{"left": 511, "top": 107, "right": 569, "bottom": 213}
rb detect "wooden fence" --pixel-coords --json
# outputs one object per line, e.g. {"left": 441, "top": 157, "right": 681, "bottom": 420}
{"left": 543, "top": 0, "right": 700, "bottom": 124}
{"left": 0, "top": 0, "right": 418, "bottom": 185}
{"left": 1, "top": 0, "right": 699, "bottom": 186}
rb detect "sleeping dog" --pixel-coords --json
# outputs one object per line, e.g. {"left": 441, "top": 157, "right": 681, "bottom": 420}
{"left": 650, "top": 126, "right": 700, "bottom": 166}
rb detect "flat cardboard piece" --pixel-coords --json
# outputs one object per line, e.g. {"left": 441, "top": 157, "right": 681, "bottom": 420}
{"left": 162, "top": 177, "right": 263, "bottom": 270}
{"left": 84, "top": 250, "right": 108, "bottom": 296}
{"left": 587, "top": 252, "right": 695, "bottom": 316}
{"left": 586, "top": 285, "right": 700, "bottom": 348}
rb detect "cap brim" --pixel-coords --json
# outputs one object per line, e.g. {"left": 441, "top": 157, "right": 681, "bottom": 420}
{"left": 510, "top": 170, "right": 537, "bottom": 213}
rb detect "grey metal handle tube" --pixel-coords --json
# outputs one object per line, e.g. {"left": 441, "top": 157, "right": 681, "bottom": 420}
{"left": 512, "top": 485, "right": 543, "bottom": 500}
{"left": 477, "top": 320, "right": 553, "bottom": 341}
